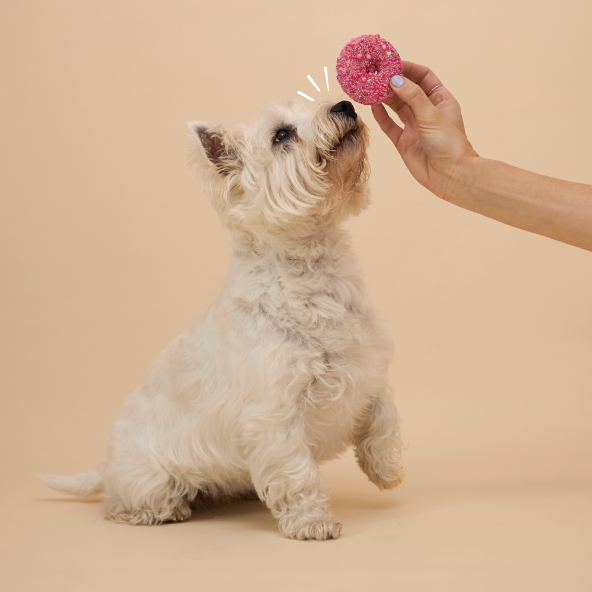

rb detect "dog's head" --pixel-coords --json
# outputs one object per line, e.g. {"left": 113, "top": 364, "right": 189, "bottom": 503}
{"left": 188, "top": 100, "right": 370, "bottom": 242}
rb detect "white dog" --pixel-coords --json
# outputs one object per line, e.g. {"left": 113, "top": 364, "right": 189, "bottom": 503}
{"left": 40, "top": 99, "right": 404, "bottom": 540}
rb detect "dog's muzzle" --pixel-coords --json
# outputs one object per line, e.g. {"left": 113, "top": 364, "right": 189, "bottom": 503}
{"left": 330, "top": 101, "right": 357, "bottom": 120}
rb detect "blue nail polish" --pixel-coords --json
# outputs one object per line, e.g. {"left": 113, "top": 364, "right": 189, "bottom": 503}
{"left": 391, "top": 75, "right": 405, "bottom": 88}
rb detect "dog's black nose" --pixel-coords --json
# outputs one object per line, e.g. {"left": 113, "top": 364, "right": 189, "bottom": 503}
{"left": 330, "top": 101, "right": 357, "bottom": 119}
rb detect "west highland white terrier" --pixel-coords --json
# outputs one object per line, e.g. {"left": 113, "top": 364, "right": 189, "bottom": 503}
{"left": 40, "top": 99, "right": 404, "bottom": 540}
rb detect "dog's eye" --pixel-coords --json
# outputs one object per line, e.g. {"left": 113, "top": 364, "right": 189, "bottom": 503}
{"left": 274, "top": 129, "right": 291, "bottom": 143}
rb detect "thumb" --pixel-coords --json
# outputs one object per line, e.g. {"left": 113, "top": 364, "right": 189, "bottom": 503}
{"left": 390, "top": 75, "right": 440, "bottom": 125}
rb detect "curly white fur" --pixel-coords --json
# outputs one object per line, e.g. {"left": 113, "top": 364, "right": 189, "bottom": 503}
{"left": 39, "top": 100, "right": 404, "bottom": 540}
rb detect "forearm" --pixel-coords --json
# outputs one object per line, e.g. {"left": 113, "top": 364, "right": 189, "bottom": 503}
{"left": 445, "top": 157, "right": 592, "bottom": 251}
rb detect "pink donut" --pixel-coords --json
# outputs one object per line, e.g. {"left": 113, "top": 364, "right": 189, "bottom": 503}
{"left": 336, "top": 34, "right": 403, "bottom": 105}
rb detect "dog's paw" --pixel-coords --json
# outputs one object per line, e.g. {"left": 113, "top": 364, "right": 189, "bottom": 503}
{"left": 363, "top": 463, "right": 405, "bottom": 491}
{"left": 356, "top": 444, "right": 406, "bottom": 492}
{"left": 372, "top": 472, "right": 405, "bottom": 491}
{"left": 289, "top": 520, "right": 342, "bottom": 541}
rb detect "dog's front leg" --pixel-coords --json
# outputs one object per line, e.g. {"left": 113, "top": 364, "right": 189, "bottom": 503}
{"left": 246, "top": 418, "right": 341, "bottom": 540}
{"left": 353, "top": 390, "right": 405, "bottom": 490}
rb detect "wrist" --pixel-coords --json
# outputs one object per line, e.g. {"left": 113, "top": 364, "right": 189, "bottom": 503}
{"left": 438, "top": 154, "right": 483, "bottom": 203}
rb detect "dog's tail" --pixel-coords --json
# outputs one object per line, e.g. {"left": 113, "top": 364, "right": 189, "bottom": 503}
{"left": 38, "top": 464, "right": 105, "bottom": 497}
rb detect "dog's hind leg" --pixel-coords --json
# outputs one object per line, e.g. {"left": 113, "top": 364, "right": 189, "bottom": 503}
{"left": 103, "top": 459, "right": 196, "bottom": 525}
{"left": 353, "top": 388, "right": 405, "bottom": 490}
{"left": 245, "top": 416, "right": 341, "bottom": 540}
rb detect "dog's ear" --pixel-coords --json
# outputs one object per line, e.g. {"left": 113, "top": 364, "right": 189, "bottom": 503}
{"left": 187, "top": 121, "right": 240, "bottom": 177}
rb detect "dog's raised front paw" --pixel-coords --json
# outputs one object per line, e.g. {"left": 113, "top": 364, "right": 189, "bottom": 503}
{"left": 357, "top": 452, "right": 405, "bottom": 491}
{"left": 371, "top": 472, "right": 405, "bottom": 491}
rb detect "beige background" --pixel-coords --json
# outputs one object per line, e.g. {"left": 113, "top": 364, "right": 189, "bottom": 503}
{"left": 1, "top": 0, "right": 591, "bottom": 590}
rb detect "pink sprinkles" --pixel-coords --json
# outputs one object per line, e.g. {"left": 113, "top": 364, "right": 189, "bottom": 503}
{"left": 336, "top": 34, "right": 403, "bottom": 105}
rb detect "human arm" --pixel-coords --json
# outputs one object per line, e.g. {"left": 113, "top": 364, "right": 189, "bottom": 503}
{"left": 371, "top": 61, "right": 592, "bottom": 251}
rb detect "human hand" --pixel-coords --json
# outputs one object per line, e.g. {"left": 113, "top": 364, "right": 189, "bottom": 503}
{"left": 371, "top": 61, "right": 479, "bottom": 200}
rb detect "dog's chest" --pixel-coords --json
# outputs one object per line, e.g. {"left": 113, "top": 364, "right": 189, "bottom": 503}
{"left": 232, "top": 252, "right": 384, "bottom": 399}
{"left": 223, "top": 250, "right": 390, "bottom": 456}
{"left": 239, "top": 253, "right": 369, "bottom": 343}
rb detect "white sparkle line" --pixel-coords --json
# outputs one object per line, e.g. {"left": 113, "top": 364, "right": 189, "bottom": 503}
{"left": 307, "top": 75, "right": 321, "bottom": 92}
{"left": 324, "top": 66, "right": 329, "bottom": 91}
{"left": 297, "top": 91, "right": 314, "bottom": 101}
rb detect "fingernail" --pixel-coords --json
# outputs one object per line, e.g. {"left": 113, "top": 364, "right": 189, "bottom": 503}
{"left": 391, "top": 75, "right": 405, "bottom": 88}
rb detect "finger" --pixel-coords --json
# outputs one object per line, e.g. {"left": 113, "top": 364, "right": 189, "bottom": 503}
{"left": 371, "top": 104, "right": 403, "bottom": 147}
{"left": 401, "top": 61, "right": 454, "bottom": 103}
{"left": 382, "top": 91, "right": 406, "bottom": 113}
{"left": 401, "top": 61, "right": 442, "bottom": 95}
{"left": 382, "top": 95, "right": 414, "bottom": 124}
{"left": 389, "top": 76, "right": 440, "bottom": 125}
{"left": 383, "top": 61, "right": 440, "bottom": 117}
